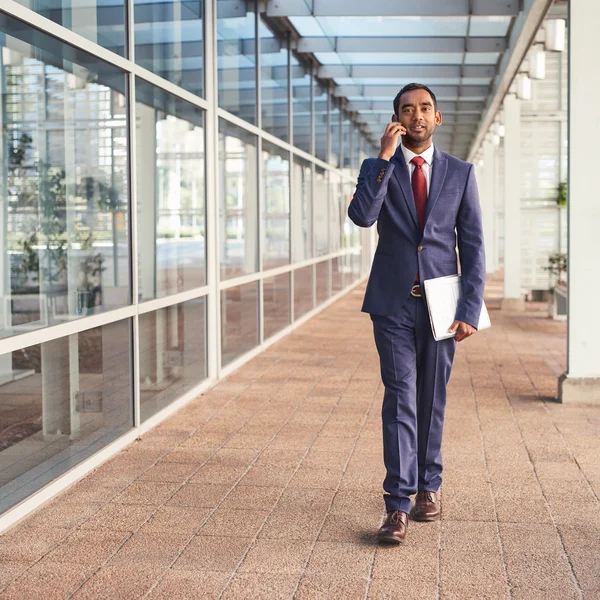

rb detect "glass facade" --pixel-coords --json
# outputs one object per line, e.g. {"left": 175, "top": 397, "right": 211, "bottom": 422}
{"left": 0, "top": 0, "right": 369, "bottom": 522}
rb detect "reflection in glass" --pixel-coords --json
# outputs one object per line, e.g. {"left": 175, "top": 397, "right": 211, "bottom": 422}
{"left": 330, "top": 99, "right": 341, "bottom": 167}
{"left": 217, "top": 0, "right": 257, "bottom": 123}
{"left": 314, "top": 80, "right": 329, "bottom": 163}
{"left": 292, "top": 157, "right": 312, "bottom": 262}
{"left": 136, "top": 81, "right": 206, "bottom": 300}
{"left": 260, "top": 19, "right": 289, "bottom": 141}
{"left": 314, "top": 167, "right": 329, "bottom": 256}
{"left": 316, "top": 260, "right": 330, "bottom": 305}
{"left": 0, "top": 320, "right": 133, "bottom": 513}
{"left": 135, "top": 0, "right": 204, "bottom": 96}
{"left": 13, "top": 0, "right": 126, "bottom": 56}
{"left": 1, "top": 16, "right": 130, "bottom": 339}
{"left": 292, "top": 55, "right": 312, "bottom": 153}
{"left": 139, "top": 299, "right": 207, "bottom": 422}
{"left": 263, "top": 141, "right": 290, "bottom": 270}
{"left": 294, "top": 266, "right": 313, "bottom": 320}
{"left": 329, "top": 174, "right": 342, "bottom": 253}
{"left": 219, "top": 120, "right": 258, "bottom": 280}
{"left": 343, "top": 182, "right": 360, "bottom": 250}
{"left": 332, "top": 257, "right": 343, "bottom": 293}
{"left": 342, "top": 112, "right": 352, "bottom": 174}
{"left": 264, "top": 274, "right": 290, "bottom": 340}
{"left": 221, "top": 283, "right": 258, "bottom": 366}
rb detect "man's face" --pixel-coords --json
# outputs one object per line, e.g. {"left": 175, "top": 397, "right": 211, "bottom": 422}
{"left": 395, "top": 88, "right": 442, "bottom": 146}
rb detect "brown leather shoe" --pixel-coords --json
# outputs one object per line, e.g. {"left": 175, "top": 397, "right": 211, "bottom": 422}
{"left": 377, "top": 510, "right": 408, "bottom": 544}
{"left": 410, "top": 491, "right": 441, "bottom": 521}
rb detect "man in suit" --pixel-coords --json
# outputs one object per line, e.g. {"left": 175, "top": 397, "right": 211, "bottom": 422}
{"left": 348, "top": 83, "right": 485, "bottom": 544}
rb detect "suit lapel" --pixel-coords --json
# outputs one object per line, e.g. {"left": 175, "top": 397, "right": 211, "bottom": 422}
{"left": 425, "top": 147, "right": 448, "bottom": 225}
{"left": 390, "top": 149, "right": 419, "bottom": 232}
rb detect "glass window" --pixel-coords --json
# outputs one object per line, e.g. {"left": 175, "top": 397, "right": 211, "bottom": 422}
{"left": 343, "top": 182, "right": 360, "bottom": 249}
{"left": 330, "top": 99, "right": 341, "bottom": 167}
{"left": 294, "top": 266, "right": 313, "bottom": 320}
{"left": 139, "top": 298, "right": 206, "bottom": 422}
{"left": 292, "top": 157, "right": 312, "bottom": 262}
{"left": 12, "top": 0, "right": 126, "bottom": 56}
{"left": 332, "top": 256, "right": 343, "bottom": 293}
{"left": 1, "top": 16, "right": 130, "bottom": 339}
{"left": 292, "top": 55, "right": 312, "bottom": 153}
{"left": 0, "top": 319, "right": 133, "bottom": 513}
{"left": 136, "top": 79, "right": 206, "bottom": 300}
{"left": 316, "top": 260, "right": 330, "bottom": 305}
{"left": 219, "top": 119, "right": 258, "bottom": 280}
{"left": 260, "top": 20, "right": 289, "bottom": 141}
{"left": 263, "top": 273, "right": 290, "bottom": 340}
{"left": 314, "top": 80, "right": 329, "bottom": 163}
{"left": 136, "top": 81, "right": 206, "bottom": 301}
{"left": 314, "top": 167, "right": 329, "bottom": 256}
{"left": 262, "top": 141, "right": 290, "bottom": 270}
{"left": 134, "top": 0, "right": 204, "bottom": 96}
{"left": 342, "top": 112, "right": 352, "bottom": 174}
{"left": 221, "top": 282, "right": 258, "bottom": 366}
{"left": 329, "top": 174, "right": 342, "bottom": 253}
{"left": 217, "top": 0, "right": 256, "bottom": 124}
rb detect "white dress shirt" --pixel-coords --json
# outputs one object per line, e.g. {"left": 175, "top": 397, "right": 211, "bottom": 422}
{"left": 401, "top": 143, "right": 434, "bottom": 197}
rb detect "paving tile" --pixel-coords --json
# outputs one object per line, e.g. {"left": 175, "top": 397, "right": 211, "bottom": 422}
{"left": 79, "top": 502, "right": 157, "bottom": 533}
{"left": 109, "top": 530, "right": 190, "bottom": 566}
{"left": 294, "top": 574, "right": 368, "bottom": 600}
{"left": 71, "top": 563, "right": 160, "bottom": 599}
{"left": 238, "top": 538, "right": 313, "bottom": 574}
{"left": 44, "top": 529, "right": 130, "bottom": 568}
{"left": 220, "top": 572, "right": 299, "bottom": 600}
{"left": 197, "top": 508, "right": 269, "bottom": 537}
{"left": 143, "top": 506, "right": 212, "bottom": 534}
{"left": 146, "top": 569, "right": 230, "bottom": 599}
{"left": 111, "top": 481, "right": 181, "bottom": 506}
{"left": 172, "top": 535, "right": 252, "bottom": 572}
{"left": 305, "top": 541, "right": 373, "bottom": 578}
{"left": 0, "top": 559, "right": 93, "bottom": 600}
{"left": 166, "top": 483, "right": 231, "bottom": 508}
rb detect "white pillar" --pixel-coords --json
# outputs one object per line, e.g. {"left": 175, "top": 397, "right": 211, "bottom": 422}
{"left": 502, "top": 94, "right": 524, "bottom": 310}
{"left": 482, "top": 141, "right": 497, "bottom": 274}
{"left": 558, "top": 2, "right": 600, "bottom": 403}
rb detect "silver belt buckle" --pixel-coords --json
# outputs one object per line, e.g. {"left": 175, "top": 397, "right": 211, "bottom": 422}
{"left": 410, "top": 284, "right": 422, "bottom": 298}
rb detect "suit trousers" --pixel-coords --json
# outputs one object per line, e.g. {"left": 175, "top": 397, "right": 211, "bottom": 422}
{"left": 371, "top": 295, "right": 456, "bottom": 514}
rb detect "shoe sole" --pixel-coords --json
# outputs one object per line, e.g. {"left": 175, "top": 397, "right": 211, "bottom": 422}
{"left": 410, "top": 513, "right": 441, "bottom": 522}
{"left": 377, "top": 533, "right": 405, "bottom": 544}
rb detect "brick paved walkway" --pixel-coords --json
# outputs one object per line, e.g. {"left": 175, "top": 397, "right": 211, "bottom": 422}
{"left": 0, "top": 282, "right": 599, "bottom": 600}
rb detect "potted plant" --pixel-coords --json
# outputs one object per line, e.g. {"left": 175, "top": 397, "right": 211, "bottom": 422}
{"left": 557, "top": 181, "right": 567, "bottom": 207}
{"left": 544, "top": 252, "right": 567, "bottom": 320}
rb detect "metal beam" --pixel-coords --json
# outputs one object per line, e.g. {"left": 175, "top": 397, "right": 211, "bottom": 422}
{"left": 267, "top": 0, "right": 520, "bottom": 17}
{"left": 345, "top": 99, "right": 485, "bottom": 112}
{"left": 318, "top": 64, "right": 496, "bottom": 79}
{"left": 333, "top": 84, "right": 490, "bottom": 98}
{"left": 297, "top": 36, "right": 507, "bottom": 54}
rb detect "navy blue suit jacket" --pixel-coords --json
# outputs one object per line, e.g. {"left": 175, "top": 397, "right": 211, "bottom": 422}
{"left": 348, "top": 144, "right": 485, "bottom": 329}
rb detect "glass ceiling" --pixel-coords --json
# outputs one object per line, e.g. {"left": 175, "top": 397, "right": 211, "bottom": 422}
{"left": 277, "top": 7, "right": 522, "bottom": 158}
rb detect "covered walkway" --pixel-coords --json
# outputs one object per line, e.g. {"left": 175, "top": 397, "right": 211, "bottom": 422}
{"left": 0, "top": 279, "right": 598, "bottom": 600}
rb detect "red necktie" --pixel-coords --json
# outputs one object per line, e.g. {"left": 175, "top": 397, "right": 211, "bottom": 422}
{"left": 411, "top": 156, "right": 427, "bottom": 233}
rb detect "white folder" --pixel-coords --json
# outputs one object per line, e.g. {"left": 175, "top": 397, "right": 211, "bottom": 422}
{"left": 422, "top": 274, "right": 491, "bottom": 341}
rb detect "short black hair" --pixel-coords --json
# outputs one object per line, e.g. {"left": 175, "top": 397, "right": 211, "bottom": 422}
{"left": 393, "top": 83, "right": 438, "bottom": 115}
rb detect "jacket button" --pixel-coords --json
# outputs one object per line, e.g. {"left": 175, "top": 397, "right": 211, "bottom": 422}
{"left": 417, "top": 246, "right": 423, "bottom": 252}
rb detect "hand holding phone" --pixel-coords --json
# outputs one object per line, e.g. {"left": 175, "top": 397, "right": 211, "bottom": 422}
{"left": 378, "top": 115, "right": 407, "bottom": 161}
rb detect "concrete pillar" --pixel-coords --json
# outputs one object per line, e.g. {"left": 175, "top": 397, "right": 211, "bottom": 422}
{"left": 558, "top": 2, "right": 600, "bottom": 403}
{"left": 502, "top": 94, "right": 524, "bottom": 311}
{"left": 482, "top": 141, "right": 497, "bottom": 274}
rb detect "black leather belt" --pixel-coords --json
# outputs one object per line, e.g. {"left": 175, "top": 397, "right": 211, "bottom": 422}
{"left": 410, "top": 284, "right": 422, "bottom": 298}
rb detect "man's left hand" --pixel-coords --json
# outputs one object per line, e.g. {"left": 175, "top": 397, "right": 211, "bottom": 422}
{"left": 448, "top": 320, "right": 476, "bottom": 342}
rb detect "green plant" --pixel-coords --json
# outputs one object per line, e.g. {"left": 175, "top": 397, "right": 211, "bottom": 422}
{"left": 557, "top": 181, "right": 567, "bottom": 207}
{"left": 543, "top": 252, "right": 567, "bottom": 286}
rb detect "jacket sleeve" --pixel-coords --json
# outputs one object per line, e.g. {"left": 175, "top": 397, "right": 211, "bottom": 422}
{"left": 347, "top": 158, "right": 395, "bottom": 228}
{"left": 455, "top": 164, "right": 486, "bottom": 329}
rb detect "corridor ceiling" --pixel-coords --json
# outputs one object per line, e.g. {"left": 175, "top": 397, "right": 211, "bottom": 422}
{"left": 265, "top": 0, "right": 562, "bottom": 160}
